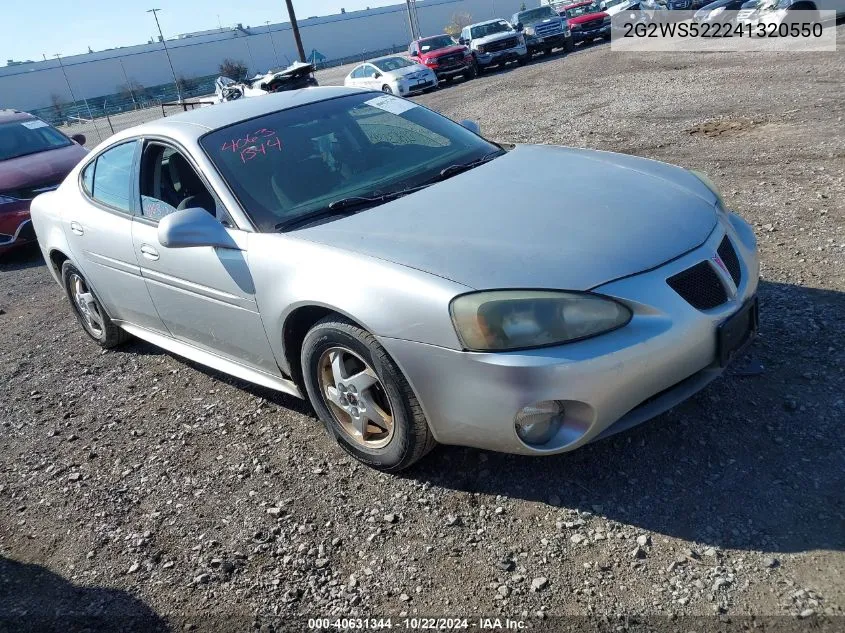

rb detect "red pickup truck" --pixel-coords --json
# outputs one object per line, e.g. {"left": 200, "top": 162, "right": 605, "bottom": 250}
{"left": 409, "top": 35, "right": 476, "bottom": 83}
{"left": 554, "top": 1, "right": 611, "bottom": 43}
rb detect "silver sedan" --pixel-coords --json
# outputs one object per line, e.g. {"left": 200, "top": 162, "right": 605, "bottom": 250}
{"left": 30, "top": 87, "right": 759, "bottom": 471}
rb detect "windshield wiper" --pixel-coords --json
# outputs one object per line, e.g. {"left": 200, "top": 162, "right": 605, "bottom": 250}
{"left": 436, "top": 151, "right": 503, "bottom": 181}
{"left": 275, "top": 184, "right": 431, "bottom": 231}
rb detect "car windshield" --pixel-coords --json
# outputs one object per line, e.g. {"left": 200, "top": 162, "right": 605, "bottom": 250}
{"left": 200, "top": 92, "right": 501, "bottom": 232}
{"left": 470, "top": 21, "right": 513, "bottom": 38}
{"left": 565, "top": 2, "right": 601, "bottom": 17}
{"left": 518, "top": 8, "right": 556, "bottom": 22}
{"left": 419, "top": 36, "right": 455, "bottom": 51}
{"left": 602, "top": 0, "right": 627, "bottom": 8}
{"left": 0, "top": 119, "right": 72, "bottom": 162}
{"left": 373, "top": 57, "right": 415, "bottom": 72}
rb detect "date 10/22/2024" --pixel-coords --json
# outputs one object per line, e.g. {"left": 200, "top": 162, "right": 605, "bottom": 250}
{"left": 221, "top": 128, "right": 283, "bottom": 163}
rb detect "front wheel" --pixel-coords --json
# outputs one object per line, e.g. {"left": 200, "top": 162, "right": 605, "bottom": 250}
{"left": 517, "top": 54, "right": 529, "bottom": 66}
{"left": 61, "top": 261, "right": 129, "bottom": 348}
{"left": 301, "top": 316, "right": 436, "bottom": 471}
{"left": 565, "top": 38, "right": 575, "bottom": 53}
{"left": 381, "top": 84, "right": 393, "bottom": 94}
{"left": 464, "top": 64, "right": 477, "bottom": 80}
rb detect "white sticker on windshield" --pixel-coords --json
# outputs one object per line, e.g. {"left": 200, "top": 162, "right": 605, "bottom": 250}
{"left": 21, "top": 120, "right": 48, "bottom": 130}
{"left": 364, "top": 95, "right": 418, "bottom": 115}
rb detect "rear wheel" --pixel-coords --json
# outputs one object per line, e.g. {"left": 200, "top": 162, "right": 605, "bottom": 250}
{"left": 61, "top": 261, "right": 129, "bottom": 348}
{"left": 301, "top": 316, "right": 436, "bottom": 471}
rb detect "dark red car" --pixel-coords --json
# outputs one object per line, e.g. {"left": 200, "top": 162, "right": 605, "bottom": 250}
{"left": 409, "top": 35, "right": 476, "bottom": 83}
{"left": 0, "top": 110, "right": 87, "bottom": 255}
{"left": 555, "top": 1, "right": 611, "bottom": 43}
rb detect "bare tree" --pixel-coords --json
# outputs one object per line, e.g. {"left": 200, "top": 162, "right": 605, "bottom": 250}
{"left": 445, "top": 12, "right": 473, "bottom": 38}
{"left": 117, "top": 79, "right": 147, "bottom": 104}
{"left": 218, "top": 58, "right": 249, "bottom": 81}
{"left": 176, "top": 74, "right": 202, "bottom": 96}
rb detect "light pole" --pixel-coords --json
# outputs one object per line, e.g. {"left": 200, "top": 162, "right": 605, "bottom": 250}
{"left": 265, "top": 21, "right": 280, "bottom": 69}
{"left": 243, "top": 35, "right": 257, "bottom": 75}
{"left": 118, "top": 59, "right": 139, "bottom": 109}
{"left": 147, "top": 8, "right": 182, "bottom": 102}
{"left": 54, "top": 53, "right": 95, "bottom": 121}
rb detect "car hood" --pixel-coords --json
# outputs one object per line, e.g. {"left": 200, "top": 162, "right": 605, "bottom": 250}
{"left": 385, "top": 64, "right": 433, "bottom": 80}
{"left": 569, "top": 12, "right": 608, "bottom": 24}
{"left": 473, "top": 31, "right": 519, "bottom": 46}
{"left": 420, "top": 45, "right": 468, "bottom": 59}
{"left": 296, "top": 145, "right": 718, "bottom": 291}
{"left": 0, "top": 143, "right": 88, "bottom": 193}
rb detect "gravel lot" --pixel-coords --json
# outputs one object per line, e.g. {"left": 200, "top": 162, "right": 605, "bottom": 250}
{"left": 2, "top": 28, "right": 844, "bottom": 633}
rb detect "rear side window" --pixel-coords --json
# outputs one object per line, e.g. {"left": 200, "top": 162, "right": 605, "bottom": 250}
{"left": 86, "top": 142, "right": 136, "bottom": 212}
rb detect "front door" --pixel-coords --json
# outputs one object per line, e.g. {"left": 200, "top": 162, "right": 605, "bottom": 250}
{"left": 130, "top": 141, "right": 280, "bottom": 375}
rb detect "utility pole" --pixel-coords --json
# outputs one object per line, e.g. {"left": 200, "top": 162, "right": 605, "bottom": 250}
{"left": 54, "top": 53, "right": 95, "bottom": 122}
{"left": 243, "top": 35, "right": 257, "bottom": 75}
{"left": 147, "top": 8, "right": 182, "bottom": 102}
{"left": 284, "top": 0, "right": 306, "bottom": 63}
{"left": 405, "top": 0, "right": 421, "bottom": 39}
{"left": 118, "top": 59, "right": 139, "bottom": 109}
{"left": 265, "top": 21, "right": 280, "bottom": 69}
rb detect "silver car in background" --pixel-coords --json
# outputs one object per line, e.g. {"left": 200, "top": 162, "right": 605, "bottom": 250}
{"left": 30, "top": 87, "right": 759, "bottom": 471}
{"left": 344, "top": 56, "right": 438, "bottom": 96}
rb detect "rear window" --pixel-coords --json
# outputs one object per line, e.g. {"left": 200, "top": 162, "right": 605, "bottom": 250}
{"left": 0, "top": 119, "right": 72, "bottom": 162}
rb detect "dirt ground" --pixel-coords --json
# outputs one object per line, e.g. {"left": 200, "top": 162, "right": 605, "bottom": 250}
{"left": 1, "top": 27, "right": 844, "bottom": 633}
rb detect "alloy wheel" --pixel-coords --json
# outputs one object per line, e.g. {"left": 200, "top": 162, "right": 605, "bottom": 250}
{"left": 69, "top": 273, "right": 104, "bottom": 338}
{"left": 317, "top": 346, "right": 395, "bottom": 449}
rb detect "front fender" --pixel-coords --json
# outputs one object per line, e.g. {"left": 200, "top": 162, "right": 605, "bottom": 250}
{"left": 246, "top": 233, "right": 471, "bottom": 374}
{"left": 30, "top": 191, "right": 71, "bottom": 285}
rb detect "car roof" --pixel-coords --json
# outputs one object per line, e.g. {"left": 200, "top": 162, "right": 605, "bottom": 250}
{"left": 367, "top": 54, "right": 410, "bottom": 63}
{"left": 0, "top": 109, "right": 37, "bottom": 124}
{"left": 468, "top": 19, "right": 510, "bottom": 27}
{"left": 130, "top": 86, "right": 363, "bottom": 137}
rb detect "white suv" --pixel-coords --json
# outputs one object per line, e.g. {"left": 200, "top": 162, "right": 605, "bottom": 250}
{"left": 459, "top": 19, "right": 529, "bottom": 73}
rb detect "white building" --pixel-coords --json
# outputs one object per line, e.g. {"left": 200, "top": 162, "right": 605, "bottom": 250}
{"left": 0, "top": 0, "right": 528, "bottom": 112}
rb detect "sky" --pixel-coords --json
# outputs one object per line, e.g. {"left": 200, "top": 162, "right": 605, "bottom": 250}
{"left": 5, "top": 0, "right": 399, "bottom": 63}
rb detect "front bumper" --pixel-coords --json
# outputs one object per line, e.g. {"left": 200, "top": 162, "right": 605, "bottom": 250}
{"left": 526, "top": 32, "right": 571, "bottom": 52}
{"left": 431, "top": 61, "right": 474, "bottom": 78}
{"left": 475, "top": 43, "right": 529, "bottom": 66}
{"left": 379, "top": 213, "right": 759, "bottom": 456}
{"left": 0, "top": 202, "right": 34, "bottom": 254}
{"left": 397, "top": 76, "right": 439, "bottom": 95}
{"left": 572, "top": 23, "right": 611, "bottom": 41}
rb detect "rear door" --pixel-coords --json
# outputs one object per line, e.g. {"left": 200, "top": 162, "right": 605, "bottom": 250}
{"left": 129, "top": 139, "right": 280, "bottom": 375}
{"left": 64, "top": 140, "right": 167, "bottom": 333}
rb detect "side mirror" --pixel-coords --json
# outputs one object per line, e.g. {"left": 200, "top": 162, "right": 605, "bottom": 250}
{"left": 515, "top": 22, "right": 524, "bottom": 31}
{"left": 158, "top": 207, "right": 239, "bottom": 250}
{"left": 71, "top": 133, "right": 86, "bottom": 145}
{"left": 373, "top": 71, "right": 382, "bottom": 78}
{"left": 459, "top": 119, "right": 481, "bottom": 135}
{"left": 458, "top": 37, "right": 467, "bottom": 45}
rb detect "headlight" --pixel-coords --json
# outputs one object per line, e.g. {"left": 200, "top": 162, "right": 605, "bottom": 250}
{"left": 707, "top": 6, "right": 726, "bottom": 18}
{"left": 450, "top": 290, "right": 632, "bottom": 352}
{"left": 477, "top": 45, "right": 486, "bottom": 53}
{"left": 689, "top": 169, "right": 727, "bottom": 210}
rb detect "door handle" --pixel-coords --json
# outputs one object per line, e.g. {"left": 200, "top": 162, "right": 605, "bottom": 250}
{"left": 69, "top": 221, "right": 84, "bottom": 236}
{"left": 140, "top": 244, "right": 160, "bottom": 261}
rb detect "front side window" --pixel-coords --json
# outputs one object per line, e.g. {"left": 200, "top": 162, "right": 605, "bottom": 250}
{"left": 87, "top": 142, "right": 136, "bottom": 212}
{"left": 199, "top": 93, "right": 500, "bottom": 232}
{"left": 138, "top": 143, "right": 217, "bottom": 221}
{"left": 0, "top": 119, "right": 72, "bottom": 162}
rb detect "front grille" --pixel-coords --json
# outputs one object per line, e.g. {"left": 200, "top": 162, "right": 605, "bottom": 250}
{"left": 667, "top": 261, "right": 728, "bottom": 310}
{"left": 717, "top": 236, "right": 741, "bottom": 286}
{"left": 535, "top": 22, "right": 563, "bottom": 37}
{"left": 572, "top": 17, "right": 604, "bottom": 30}
{"left": 437, "top": 52, "right": 464, "bottom": 66}
{"left": 487, "top": 37, "right": 519, "bottom": 52}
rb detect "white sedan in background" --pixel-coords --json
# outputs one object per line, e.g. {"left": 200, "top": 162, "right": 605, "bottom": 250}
{"left": 344, "top": 55, "right": 438, "bottom": 96}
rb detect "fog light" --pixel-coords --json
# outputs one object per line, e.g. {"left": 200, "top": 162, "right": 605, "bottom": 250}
{"left": 515, "top": 401, "right": 564, "bottom": 445}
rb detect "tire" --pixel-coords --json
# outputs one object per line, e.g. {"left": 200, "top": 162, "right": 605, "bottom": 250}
{"left": 301, "top": 316, "right": 436, "bottom": 471}
{"left": 565, "top": 38, "right": 575, "bottom": 53}
{"left": 603, "top": 33, "right": 612, "bottom": 41}
{"left": 464, "top": 64, "right": 477, "bottom": 80}
{"left": 61, "top": 261, "right": 129, "bottom": 349}
{"left": 544, "top": 47, "right": 554, "bottom": 56}
{"left": 442, "top": 75, "right": 452, "bottom": 83}
{"left": 381, "top": 84, "right": 393, "bottom": 94}
{"left": 517, "top": 54, "right": 529, "bottom": 66}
